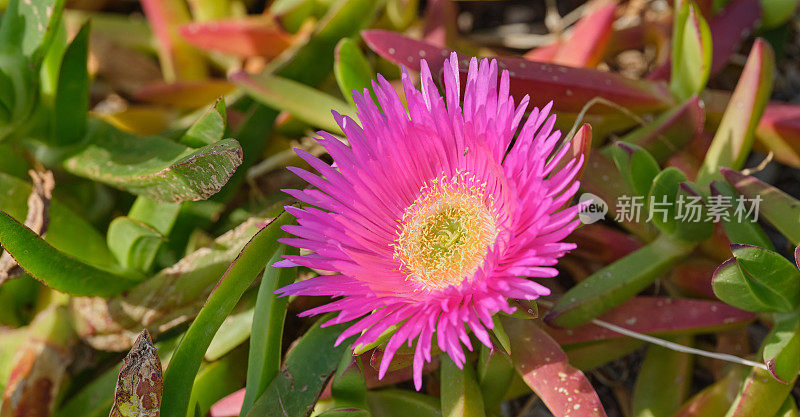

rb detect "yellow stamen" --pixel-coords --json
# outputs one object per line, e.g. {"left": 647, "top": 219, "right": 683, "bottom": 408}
{"left": 394, "top": 172, "right": 498, "bottom": 290}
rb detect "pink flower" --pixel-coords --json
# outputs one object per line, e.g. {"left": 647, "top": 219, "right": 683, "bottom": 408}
{"left": 277, "top": 52, "right": 583, "bottom": 389}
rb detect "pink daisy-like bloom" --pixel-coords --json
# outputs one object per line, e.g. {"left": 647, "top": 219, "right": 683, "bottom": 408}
{"left": 276, "top": 52, "right": 583, "bottom": 389}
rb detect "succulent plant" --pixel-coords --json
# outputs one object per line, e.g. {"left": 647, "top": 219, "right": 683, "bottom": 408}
{"left": 0, "top": 0, "right": 798, "bottom": 417}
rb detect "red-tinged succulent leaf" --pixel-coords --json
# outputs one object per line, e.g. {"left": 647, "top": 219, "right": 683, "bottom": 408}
{"left": 721, "top": 168, "right": 800, "bottom": 245}
{"left": 648, "top": 0, "right": 761, "bottom": 81}
{"left": 134, "top": 80, "right": 235, "bottom": 110}
{"left": 362, "top": 30, "right": 674, "bottom": 114}
{"left": 695, "top": 0, "right": 715, "bottom": 17}
{"left": 669, "top": 258, "right": 718, "bottom": 299}
{"left": 523, "top": 43, "right": 561, "bottom": 62}
{"left": 754, "top": 103, "right": 800, "bottom": 167}
{"left": 179, "top": 16, "right": 298, "bottom": 58}
{"left": 621, "top": 96, "right": 705, "bottom": 163}
{"left": 422, "top": 0, "right": 456, "bottom": 47}
{"left": 696, "top": 39, "right": 774, "bottom": 187}
{"left": 571, "top": 224, "right": 644, "bottom": 264}
{"left": 547, "top": 297, "right": 755, "bottom": 345}
{"left": 503, "top": 318, "right": 607, "bottom": 416}
{"left": 724, "top": 367, "right": 796, "bottom": 417}
{"left": 140, "top": 0, "right": 208, "bottom": 82}
{"left": 705, "top": 0, "right": 762, "bottom": 76}
{"left": 554, "top": 124, "right": 591, "bottom": 183}
{"left": 551, "top": 4, "right": 616, "bottom": 68}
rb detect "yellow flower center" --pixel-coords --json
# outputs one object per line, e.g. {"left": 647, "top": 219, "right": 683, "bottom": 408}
{"left": 394, "top": 173, "right": 498, "bottom": 290}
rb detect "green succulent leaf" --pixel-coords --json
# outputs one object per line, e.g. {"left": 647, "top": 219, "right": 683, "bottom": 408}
{"left": 476, "top": 347, "right": 514, "bottom": 410}
{"left": 317, "top": 409, "right": 370, "bottom": 417}
{"left": 670, "top": 1, "right": 713, "bottom": 100}
{"left": 188, "top": 349, "right": 248, "bottom": 417}
{"left": 273, "top": 0, "right": 381, "bottom": 86}
{"left": 774, "top": 395, "right": 799, "bottom": 417}
{"left": 335, "top": 37, "right": 375, "bottom": 106}
{"left": 712, "top": 245, "right": 800, "bottom": 313}
{"left": 181, "top": 98, "right": 227, "bottom": 148}
{"left": 160, "top": 213, "right": 292, "bottom": 417}
{"left": 620, "top": 96, "right": 704, "bottom": 163}
{"left": 673, "top": 181, "right": 714, "bottom": 241}
{"left": 564, "top": 338, "right": 645, "bottom": 371}
{"left": 490, "top": 315, "right": 511, "bottom": 355}
{"left": 548, "top": 234, "right": 695, "bottom": 328}
{"left": 723, "top": 367, "right": 795, "bottom": 417}
{"left": 608, "top": 142, "right": 661, "bottom": 198}
{"left": 232, "top": 71, "right": 356, "bottom": 135}
{"left": 0, "top": 172, "right": 118, "bottom": 269}
{"left": 106, "top": 216, "right": 166, "bottom": 271}
{"left": 632, "top": 336, "right": 694, "bottom": 417}
{"left": 763, "top": 310, "right": 800, "bottom": 383}
{"left": 52, "top": 21, "right": 89, "bottom": 146}
{"left": 64, "top": 120, "right": 243, "bottom": 203}
{"left": 697, "top": 39, "right": 774, "bottom": 187}
{"left": 366, "top": 390, "right": 442, "bottom": 417}
{"left": 205, "top": 291, "right": 256, "bottom": 362}
{"left": 0, "top": 0, "right": 66, "bottom": 65}
{"left": 721, "top": 167, "right": 800, "bottom": 245}
{"left": 709, "top": 180, "right": 773, "bottom": 249}
{"left": 0, "top": 211, "right": 143, "bottom": 296}
{"left": 670, "top": 367, "right": 747, "bottom": 417}
{"left": 331, "top": 353, "right": 368, "bottom": 410}
{"left": 441, "top": 356, "right": 485, "bottom": 417}
{"left": 759, "top": 0, "right": 799, "bottom": 29}
{"left": 105, "top": 196, "right": 180, "bottom": 273}
{"left": 243, "top": 318, "right": 352, "bottom": 417}
{"left": 0, "top": 53, "right": 39, "bottom": 140}
{"left": 240, "top": 245, "right": 299, "bottom": 417}
{"left": 647, "top": 167, "right": 687, "bottom": 235}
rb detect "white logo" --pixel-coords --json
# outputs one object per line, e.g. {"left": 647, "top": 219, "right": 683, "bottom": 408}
{"left": 578, "top": 193, "right": 607, "bottom": 224}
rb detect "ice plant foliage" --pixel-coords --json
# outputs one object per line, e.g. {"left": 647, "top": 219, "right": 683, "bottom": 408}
{"left": 276, "top": 53, "right": 584, "bottom": 389}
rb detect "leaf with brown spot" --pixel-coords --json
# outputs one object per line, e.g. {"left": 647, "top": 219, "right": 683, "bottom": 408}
{"left": 63, "top": 119, "right": 242, "bottom": 203}
{"left": 110, "top": 330, "right": 163, "bottom": 417}
{"left": 0, "top": 306, "right": 75, "bottom": 417}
